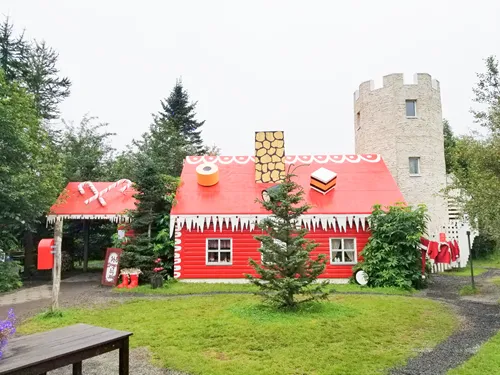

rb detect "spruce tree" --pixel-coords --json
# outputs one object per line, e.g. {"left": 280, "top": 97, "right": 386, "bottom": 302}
{"left": 120, "top": 155, "right": 179, "bottom": 282}
{"left": 246, "top": 168, "right": 329, "bottom": 310}
{"left": 156, "top": 79, "right": 206, "bottom": 155}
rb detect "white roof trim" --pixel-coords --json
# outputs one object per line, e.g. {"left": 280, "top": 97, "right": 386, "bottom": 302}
{"left": 170, "top": 214, "right": 370, "bottom": 237}
{"left": 46, "top": 214, "right": 131, "bottom": 224}
{"left": 185, "top": 154, "right": 381, "bottom": 165}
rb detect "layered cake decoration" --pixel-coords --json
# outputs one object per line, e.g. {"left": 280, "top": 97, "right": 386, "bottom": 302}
{"left": 310, "top": 167, "right": 337, "bottom": 194}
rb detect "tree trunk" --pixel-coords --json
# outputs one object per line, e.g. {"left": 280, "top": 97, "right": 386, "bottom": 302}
{"left": 52, "top": 219, "right": 63, "bottom": 311}
{"left": 23, "top": 231, "right": 35, "bottom": 277}
{"left": 83, "top": 220, "right": 90, "bottom": 272}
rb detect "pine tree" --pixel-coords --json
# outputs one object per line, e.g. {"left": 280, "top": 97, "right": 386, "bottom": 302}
{"left": 156, "top": 79, "right": 206, "bottom": 155}
{"left": 246, "top": 167, "right": 329, "bottom": 310}
{"left": 120, "top": 155, "right": 179, "bottom": 282}
{"left": 0, "top": 17, "right": 27, "bottom": 82}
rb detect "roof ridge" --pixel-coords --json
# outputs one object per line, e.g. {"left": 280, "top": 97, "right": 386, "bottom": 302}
{"left": 186, "top": 154, "right": 381, "bottom": 165}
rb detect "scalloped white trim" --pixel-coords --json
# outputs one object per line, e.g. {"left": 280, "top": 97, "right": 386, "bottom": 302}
{"left": 185, "top": 154, "right": 381, "bottom": 165}
{"left": 169, "top": 214, "right": 370, "bottom": 237}
{"left": 46, "top": 214, "right": 131, "bottom": 224}
{"left": 173, "top": 223, "right": 182, "bottom": 278}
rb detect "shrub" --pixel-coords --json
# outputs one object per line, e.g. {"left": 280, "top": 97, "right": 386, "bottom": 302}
{"left": 0, "top": 262, "right": 22, "bottom": 293}
{"left": 355, "top": 203, "right": 428, "bottom": 290}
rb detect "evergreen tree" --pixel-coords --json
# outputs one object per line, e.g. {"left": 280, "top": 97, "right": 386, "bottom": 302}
{"left": 0, "top": 17, "right": 27, "bottom": 82}
{"left": 0, "top": 17, "right": 71, "bottom": 120}
{"left": 156, "top": 79, "right": 206, "bottom": 155}
{"left": 120, "top": 155, "right": 179, "bottom": 282}
{"left": 246, "top": 168, "right": 328, "bottom": 310}
{"left": 21, "top": 40, "right": 71, "bottom": 120}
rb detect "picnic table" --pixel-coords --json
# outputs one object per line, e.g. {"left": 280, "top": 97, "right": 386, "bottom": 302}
{"left": 0, "top": 323, "right": 132, "bottom": 375}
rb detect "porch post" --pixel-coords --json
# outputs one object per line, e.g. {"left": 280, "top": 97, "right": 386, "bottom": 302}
{"left": 83, "top": 219, "right": 90, "bottom": 272}
{"left": 52, "top": 218, "right": 63, "bottom": 311}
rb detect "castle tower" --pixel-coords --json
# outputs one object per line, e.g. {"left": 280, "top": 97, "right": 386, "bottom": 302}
{"left": 353, "top": 73, "right": 448, "bottom": 237}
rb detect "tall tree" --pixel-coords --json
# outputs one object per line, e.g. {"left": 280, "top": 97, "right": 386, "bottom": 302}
{"left": 0, "top": 69, "right": 64, "bottom": 272}
{"left": 443, "top": 119, "right": 457, "bottom": 174}
{"left": 0, "top": 17, "right": 27, "bottom": 82}
{"left": 245, "top": 168, "right": 328, "bottom": 310}
{"left": 58, "top": 115, "right": 116, "bottom": 182}
{"left": 21, "top": 40, "right": 71, "bottom": 120}
{"left": 448, "top": 56, "right": 500, "bottom": 245}
{"left": 156, "top": 79, "right": 206, "bottom": 155}
{"left": 0, "top": 17, "right": 71, "bottom": 120}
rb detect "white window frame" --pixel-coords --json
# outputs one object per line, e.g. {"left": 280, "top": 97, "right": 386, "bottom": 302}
{"left": 329, "top": 238, "right": 357, "bottom": 265}
{"left": 206, "top": 238, "right": 233, "bottom": 266}
{"left": 405, "top": 99, "right": 417, "bottom": 118}
{"left": 409, "top": 157, "right": 421, "bottom": 176}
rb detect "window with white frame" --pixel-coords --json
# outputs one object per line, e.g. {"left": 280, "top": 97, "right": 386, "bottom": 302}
{"left": 206, "top": 238, "right": 232, "bottom": 265}
{"left": 406, "top": 100, "right": 417, "bottom": 117}
{"left": 409, "top": 157, "right": 421, "bottom": 175}
{"left": 330, "top": 238, "right": 357, "bottom": 265}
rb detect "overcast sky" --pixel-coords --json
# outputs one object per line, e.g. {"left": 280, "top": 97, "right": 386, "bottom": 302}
{"left": 3, "top": 1, "right": 499, "bottom": 156}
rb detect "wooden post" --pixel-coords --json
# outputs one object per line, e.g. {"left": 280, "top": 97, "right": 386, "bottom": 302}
{"left": 83, "top": 219, "right": 90, "bottom": 272}
{"left": 52, "top": 218, "right": 63, "bottom": 311}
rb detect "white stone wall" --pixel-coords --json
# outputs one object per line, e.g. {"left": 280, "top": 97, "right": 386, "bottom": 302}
{"left": 353, "top": 73, "right": 448, "bottom": 238}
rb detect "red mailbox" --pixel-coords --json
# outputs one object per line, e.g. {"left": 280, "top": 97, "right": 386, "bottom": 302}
{"left": 38, "top": 238, "right": 55, "bottom": 270}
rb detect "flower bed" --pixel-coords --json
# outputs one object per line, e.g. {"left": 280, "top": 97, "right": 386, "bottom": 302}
{"left": 0, "top": 309, "right": 16, "bottom": 360}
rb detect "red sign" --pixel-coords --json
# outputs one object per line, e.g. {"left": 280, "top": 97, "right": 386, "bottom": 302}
{"left": 37, "top": 239, "right": 55, "bottom": 270}
{"left": 101, "top": 248, "right": 123, "bottom": 286}
{"left": 439, "top": 232, "right": 446, "bottom": 242}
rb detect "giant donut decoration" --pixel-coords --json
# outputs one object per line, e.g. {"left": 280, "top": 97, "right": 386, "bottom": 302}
{"left": 196, "top": 162, "right": 220, "bottom": 186}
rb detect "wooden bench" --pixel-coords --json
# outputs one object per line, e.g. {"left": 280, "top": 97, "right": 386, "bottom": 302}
{"left": 0, "top": 323, "right": 132, "bottom": 375}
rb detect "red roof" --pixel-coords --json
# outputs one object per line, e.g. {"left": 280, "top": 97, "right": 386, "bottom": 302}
{"left": 171, "top": 154, "right": 404, "bottom": 216}
{"left": 49, "top": 182, "right": 138, "bottom": 218}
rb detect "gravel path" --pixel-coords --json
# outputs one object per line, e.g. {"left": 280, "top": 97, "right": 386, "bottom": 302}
{"left": 389, "top": 269, "right": 500, "bottom": 375}
{"left": 47, "top": 347, "right": 189, "bottom": 375}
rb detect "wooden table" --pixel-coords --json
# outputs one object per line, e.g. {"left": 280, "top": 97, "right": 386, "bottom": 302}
{"left": 0, "top": 323, "right": 132, "bottom": 375}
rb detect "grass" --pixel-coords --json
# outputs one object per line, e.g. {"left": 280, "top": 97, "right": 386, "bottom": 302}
{"left": 19, "top": 294, "right": 456, "bottom": 375}
{"left": 73, "top": 260, "right": 104, "bottom": 271}
{"left": 440, "top": 266, "right": 488, "bottom": 277}
{"left": 113, "top": 280, "right": 416, "bottom": 296}
{"left": 447, "top": 330, "right": 500, "bottom": 375}
{"left": 459, "top": 285, "right": 479, "bottom": 296}
{"left": 490, "top": 276, "right": 500, "bottom": 286}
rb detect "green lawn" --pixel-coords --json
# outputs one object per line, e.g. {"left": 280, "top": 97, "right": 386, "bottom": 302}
{"left": 20, "top": 294, "right": 455, "bottom": 375}
{"left": 113, "top": 280, "right": 415, "bottom": 296}
{"left": 448, "top": 331, "right": 500, "bottom": 375}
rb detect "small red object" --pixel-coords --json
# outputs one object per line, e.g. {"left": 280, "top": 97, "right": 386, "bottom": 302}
{"left": 127, "top": 273, "right": 139, "bottom": 289}
{"left": 116, "top": 274, "right": 129, "bottom": 288}
{"left": 439, "top": 232, "right": 446, "bottom": 242}
{"left": 37, "top": 239, "right": 55, "bottom": 270}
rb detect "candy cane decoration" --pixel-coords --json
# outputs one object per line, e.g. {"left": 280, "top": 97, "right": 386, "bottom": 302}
{"left": 85, "top": 179, "right": 132, "bottom": 206}
{"left": 78, "top": 181, "right": 100, "bottom": 205}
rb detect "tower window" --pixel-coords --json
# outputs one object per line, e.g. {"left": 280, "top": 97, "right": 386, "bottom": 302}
{"left": 356, "top": 111, "right": 361, "bottom": 130}
{"left": 409, "top": 157, "right": 420, "bottom": 175}
{"left": 406, "top": 100, "right": 417, "bottom": 117}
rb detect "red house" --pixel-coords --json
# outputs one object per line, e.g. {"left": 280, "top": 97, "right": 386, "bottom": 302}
{"left": 170, "top": 131, "right": 404, "bottom": 283}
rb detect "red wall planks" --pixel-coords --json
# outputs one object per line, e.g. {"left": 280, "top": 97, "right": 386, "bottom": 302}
{"left": 178, "top": 224, "right": 369, "bottom": 279}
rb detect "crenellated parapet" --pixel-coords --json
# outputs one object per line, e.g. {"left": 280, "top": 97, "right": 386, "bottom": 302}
{"left": 353, "top": 73, "right": 440, "bottom": 101}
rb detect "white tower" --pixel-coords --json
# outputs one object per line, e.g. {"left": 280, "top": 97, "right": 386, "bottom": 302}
{"left": 353, "top": 73, "right": 448, "bottom": 237}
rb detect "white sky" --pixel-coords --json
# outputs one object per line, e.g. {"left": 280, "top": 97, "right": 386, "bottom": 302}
{"left": 3, "top": 1, "right": 499, "bottom": 156}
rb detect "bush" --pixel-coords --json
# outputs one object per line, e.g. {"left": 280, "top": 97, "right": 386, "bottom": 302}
{"left": 0, "top": 261, "right": 22, "bottom": 293}
{"left": 355, "top": 203, "right": 428, "bottom": 290}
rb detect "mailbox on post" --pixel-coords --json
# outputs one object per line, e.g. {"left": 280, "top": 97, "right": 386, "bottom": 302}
{"left": 38, "top": 238, "right": 55, "bottom": 270}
